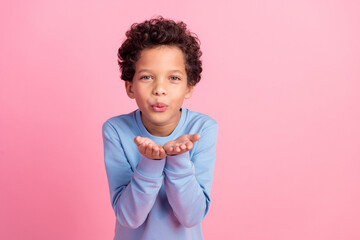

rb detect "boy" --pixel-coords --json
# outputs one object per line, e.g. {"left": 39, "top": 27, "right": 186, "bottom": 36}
{"left": 102, "top": 16, "right": 218, "bottom": 240}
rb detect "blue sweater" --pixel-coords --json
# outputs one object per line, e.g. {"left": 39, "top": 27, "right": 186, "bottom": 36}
{"left": 102, "top": 107, "right": 218, "bottom": 240}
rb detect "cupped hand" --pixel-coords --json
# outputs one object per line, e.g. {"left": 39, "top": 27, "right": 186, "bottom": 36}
{"left": 163, "top": 133, "right": 200, "bottom": 156}
{"left": 134, "top": 136, "right": 166, "bottom": 160}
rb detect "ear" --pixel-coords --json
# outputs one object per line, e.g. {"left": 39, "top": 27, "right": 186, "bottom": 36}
{"left": 125, "top": 81, "right": 135, "bottom": 99}
{"left": 184, "top": 85, "right": 194, "bottom": 99}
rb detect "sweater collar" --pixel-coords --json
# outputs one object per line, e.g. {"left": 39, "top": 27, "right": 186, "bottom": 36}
{"left": 135, "top": 107, "right": 187, "bottom": 144}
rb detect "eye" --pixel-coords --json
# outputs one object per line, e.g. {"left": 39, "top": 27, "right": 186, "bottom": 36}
{"left": 140, "top": 75, "right": 152, "bottom": 80}
{"left": 170, "top": 76, "right": 181, "bottom": 81}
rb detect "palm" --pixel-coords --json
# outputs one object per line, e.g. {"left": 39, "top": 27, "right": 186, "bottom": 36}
{"left": 163, "top": 134, "right": 200, "bottom": 156}
{"left": 134, "top": 136, "right": 166, "bottom": 160}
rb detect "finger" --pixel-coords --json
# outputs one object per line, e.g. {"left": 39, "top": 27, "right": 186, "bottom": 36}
{"left": 163, "top": 146, "right": 170, "bottom": 155}
{"left": 175, "top": 146, "right": 181, "bottom": 152}
{"left": 145, "top": 143, "right": 153, "bottom": 157}
{"left": 153, "top": 146, "right": 160, "bottom": 159}
{"left": 135, "top": 136, "right": 147, "bottom": 146}
{"left": 180, "top": 144, "right": 187, "bottom": 150}
{"left": 190, "top": 133, "right": 200, "bottom": 143}
{"left": 153, "top": 144, "right": 161, "bottom": 152}
{"left": 138, "top": 141, "right": 148, "bottom": 154}
{"left": 134, "top": 136, "right": 141, "bottom": 145}
{"left": 155, "top": 147, "right": 163, "bottom": 158}
{"left": 159, "top": 148, "right": 166, "bottom": 158}
{"left": 164, "top": 146, "right": 174, "bottom": 155}
{"left": 185, "top": 142, "right": 193, "bottom": 150}
{"left": 138, "top": 141, "right": 145, "bottom": 151}
{"left": 163, "top": 144, "right": 172, "bottom": 152}
{"left": 167, "top": 147, "right": 175, "bottom": 155}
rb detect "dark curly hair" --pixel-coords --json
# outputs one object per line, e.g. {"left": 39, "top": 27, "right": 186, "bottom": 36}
{"left": 117, "top": 16, "right": 203, "bottom": 86}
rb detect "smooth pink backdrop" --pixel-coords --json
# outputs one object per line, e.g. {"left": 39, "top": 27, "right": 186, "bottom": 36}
{"left": 1, "top": 1, "right": 359, "bottom": 239}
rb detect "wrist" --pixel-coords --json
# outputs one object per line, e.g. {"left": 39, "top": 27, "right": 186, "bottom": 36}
{"left": 165, "top": 151, "right": 192, "bottom": 172}
{"left": 137, "top": 155, "right": 166, "bottom": 177}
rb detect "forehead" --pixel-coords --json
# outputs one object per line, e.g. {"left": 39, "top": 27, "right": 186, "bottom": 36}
{"left": 135, "top": 45, "right": 186, "bottom": 72}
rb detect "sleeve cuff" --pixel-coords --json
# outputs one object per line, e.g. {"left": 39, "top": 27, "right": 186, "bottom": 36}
{"left": 136, "top": 155, "right": 166, "bottom": 178}
{"left": 165, "top": 151, "right": 192, "bottom": 172}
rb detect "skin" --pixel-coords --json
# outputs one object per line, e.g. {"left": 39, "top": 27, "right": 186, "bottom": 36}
{"left": 125, "top": 45, "right": 200, "bottom": 160}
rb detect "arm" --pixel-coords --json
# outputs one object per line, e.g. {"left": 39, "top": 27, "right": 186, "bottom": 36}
{"left": 163, "top": 123, "right": 218, "bottom": 228}
{"left": 102, "top": 121, "right": 165, "bottom": 229}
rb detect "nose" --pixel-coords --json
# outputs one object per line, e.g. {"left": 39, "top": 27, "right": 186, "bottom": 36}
{"left": 152, "top": 80, "right": 167, "bottom": 96}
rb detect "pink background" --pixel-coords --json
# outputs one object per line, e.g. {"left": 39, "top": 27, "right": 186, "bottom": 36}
{"left": 1, "top": 0, "right": 359, "bottom": 239}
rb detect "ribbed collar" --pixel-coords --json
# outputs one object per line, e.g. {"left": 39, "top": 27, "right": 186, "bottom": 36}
{"left": 134, "top": 107, "right": 187, "bottom": 144}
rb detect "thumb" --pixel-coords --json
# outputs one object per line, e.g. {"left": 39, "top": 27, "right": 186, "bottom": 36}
{"left": 189, "top": 133, "right": 200, "bottom": 143}
{"left": 134, "top": 136, "right": 142, "bottom": 145}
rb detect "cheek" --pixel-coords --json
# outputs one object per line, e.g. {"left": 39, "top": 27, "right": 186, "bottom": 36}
{"left": 168, "top": 88, "right": 183, "bottom": 98}
{"left": 133, "top": 85, "right": 147, "bottom": 96}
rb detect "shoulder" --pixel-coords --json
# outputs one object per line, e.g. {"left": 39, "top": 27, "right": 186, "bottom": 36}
{"left": 184, "top": 108, "right": 218, "bottom": 131}
{"left": 102, "top": 110, "right": 137, "bottom": 136}
{"left": 184, "top": 108, "right": 218, "bottom": 156}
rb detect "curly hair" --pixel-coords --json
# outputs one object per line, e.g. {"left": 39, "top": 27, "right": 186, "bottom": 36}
{"left": 117, "top": 16, "right": 203, "bottom": 86}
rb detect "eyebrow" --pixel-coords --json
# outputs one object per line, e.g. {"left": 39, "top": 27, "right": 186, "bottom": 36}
{"left": 137, "top": 69, "right": 184, "bottom": 75}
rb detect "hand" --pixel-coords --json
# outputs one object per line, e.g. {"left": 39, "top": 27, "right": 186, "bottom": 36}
{"left": 163, "top": 133, "right": 200, "bottom": 156}
{"left": 134, "top": 136, "right": 166, "bottom": 160}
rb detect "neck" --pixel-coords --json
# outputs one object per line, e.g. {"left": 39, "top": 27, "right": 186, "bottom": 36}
{"left": 141, "top": 109, "right": 181, "bottom": 137}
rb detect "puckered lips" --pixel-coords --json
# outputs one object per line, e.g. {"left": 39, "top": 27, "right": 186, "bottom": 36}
{"left": 151, "top": 102, "right": 168, "bottom": 112}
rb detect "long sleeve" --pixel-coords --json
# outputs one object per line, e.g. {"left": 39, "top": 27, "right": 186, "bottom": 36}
{"left": 102, "top": 121, "right": 166, "bottom": 229}
{"left": 163, "top": 122, "right": 218, "bottom": 228}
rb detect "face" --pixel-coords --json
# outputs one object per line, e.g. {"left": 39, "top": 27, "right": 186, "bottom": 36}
{"left": 125, "top": 45, "right": 194, "bottom": 136}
